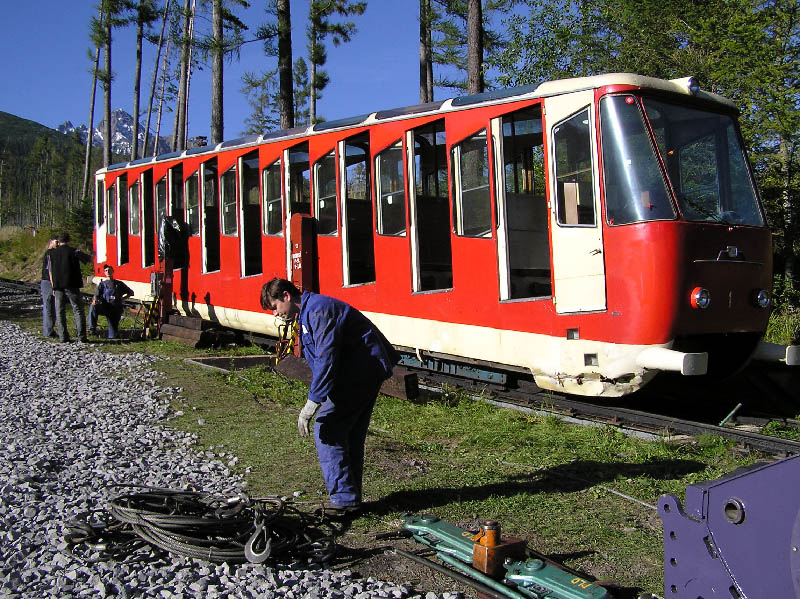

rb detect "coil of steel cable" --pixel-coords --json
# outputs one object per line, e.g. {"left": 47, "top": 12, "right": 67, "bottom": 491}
{"left": 64, "top": 488, "right": 339, "bottom": 566}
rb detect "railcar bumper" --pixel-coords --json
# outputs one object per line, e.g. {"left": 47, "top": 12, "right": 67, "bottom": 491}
{"left": 752, "top": 340, "right": 800, "bottom": 366}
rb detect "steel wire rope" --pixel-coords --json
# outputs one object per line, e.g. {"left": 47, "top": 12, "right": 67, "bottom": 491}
{"left": 65, "top": 488, "right": 339, "bottom": 565}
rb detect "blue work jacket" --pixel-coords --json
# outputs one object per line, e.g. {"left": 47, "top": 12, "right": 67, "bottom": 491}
{"left": 299, "top": 291, "right": 400, "bottom": 404}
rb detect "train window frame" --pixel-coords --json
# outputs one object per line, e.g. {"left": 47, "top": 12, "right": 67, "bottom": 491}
{"left": 128, "top": 179, "right": 141, "bottom": 236}
{"left": 185, "top": 171, "right": 201, "bottom": 236}
{"left": 553, "top": 107, "right": 597, "bottom": 228}
{"left": 262, "top": 159, "right": 283, "bottom": 237}
{"left": 341, "top": 132, "right": 375, "bottom": 286}
{"left": 95, "top": 179, "right": 105, "bottom": 228}
{"left": 155, "top": 176, "right": 167, "bottom": 229}
{"left": 220, "top": 165, "right": 238, "bottom": 237}
{"left": 313, "top": 150, "right": 339, "bottom": 236}
{"left": 106, "top": 183, "right": 117, "bottom": 236}
{"left": 451, "top": 128, "right": 492, "bottom": 238}
{"left": 375, "top": 141, "right": 407, "bottom": 237}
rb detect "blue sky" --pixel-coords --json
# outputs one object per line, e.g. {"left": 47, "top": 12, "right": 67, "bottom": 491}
{"left": 0, "top": 2, "right": 426, "bottom": 139}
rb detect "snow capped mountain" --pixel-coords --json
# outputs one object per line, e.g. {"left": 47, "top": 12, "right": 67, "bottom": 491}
{"left": 57, "top": 109, "right": 171, "bottom": 157}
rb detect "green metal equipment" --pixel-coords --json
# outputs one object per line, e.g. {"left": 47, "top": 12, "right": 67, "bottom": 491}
{"left": 399, "top": 514, "right": 609, "bottom": 599}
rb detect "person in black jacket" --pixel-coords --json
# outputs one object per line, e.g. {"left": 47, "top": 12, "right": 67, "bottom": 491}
{"left": 40, "top": 237, "right": 58, "bottom": 338}
{"left": 48, "top": 232, "right": 91, "bottom": 343}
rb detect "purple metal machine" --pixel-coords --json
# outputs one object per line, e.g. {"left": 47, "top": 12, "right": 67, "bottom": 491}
{"left": 659, "top": 454, "right": 800, "bottom": 598}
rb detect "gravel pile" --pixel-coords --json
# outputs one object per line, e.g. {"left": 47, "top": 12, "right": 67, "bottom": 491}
{"left": 0, "top": 321, "right": 446, "bottom": 599}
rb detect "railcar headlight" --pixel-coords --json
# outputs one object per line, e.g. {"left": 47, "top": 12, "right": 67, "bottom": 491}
{"left": 755, "top": 289, "right": 771, "bottom": 309}
{"left": 690, "top": 287, "right": 711, "bottom": 309}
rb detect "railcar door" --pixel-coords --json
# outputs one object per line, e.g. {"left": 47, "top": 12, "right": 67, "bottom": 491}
{"left": 545, "top": 91, "right": 607, "bottom": 313}
{"left": 284, "top": 142, "right": 312, "bottom": 281}
{"left": 95, "top": 176, "right": 107, "bottom": 264}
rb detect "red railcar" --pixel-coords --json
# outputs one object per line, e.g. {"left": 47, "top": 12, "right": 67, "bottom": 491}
{"left": 93, "top": 73, "right": 797, "bottom": 397}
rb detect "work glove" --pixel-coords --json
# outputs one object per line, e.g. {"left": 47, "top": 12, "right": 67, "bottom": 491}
{"left": 298, "top": 399, "right": 319, "bottom": 437}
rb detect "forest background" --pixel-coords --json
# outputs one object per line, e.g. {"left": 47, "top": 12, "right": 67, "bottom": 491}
{"left": 0, "top": 0, "right": 798, "bottom": 309}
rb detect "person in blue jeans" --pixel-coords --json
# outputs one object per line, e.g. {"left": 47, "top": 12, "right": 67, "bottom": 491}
{"left": 260, "top": 278, "right": 399, "bottom": 513}
{"left": 40, "top": 237, "right": 58, "bottom": 338}
{"left": 88, "top": 264, "right": 134, "bottom": 339}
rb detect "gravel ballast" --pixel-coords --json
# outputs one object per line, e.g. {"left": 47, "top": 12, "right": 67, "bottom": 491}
{"left": 0, "top": 321, "right": 447, "bottom": 599}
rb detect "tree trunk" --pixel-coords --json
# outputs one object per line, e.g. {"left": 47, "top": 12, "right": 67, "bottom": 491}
{"left": 277, "top": 0, "right": 294, "bottom": 129}
{"left": 419, "top": 0, "right": 434, "bottom": 103}
{"left": 211, "top": 0, "right": 224, "bottom": 144}
{"left": 131, "top": 14, "right": 144, "bottom": 160}
{"left": 155, "top": 35, "right": 172, "bottom": 149}
{"left": 103, "top": 8, "right": 113, "bottom": 167}
{"left": 781, "top": 136, "right": 795, "bottom": 288}
{"left": 145, "top": 0, "right": 170, "bottom": 157}
{"left": 82, "top": 8, "right": 103, "bottom": 202}
{"left": 184, "top": 0, "right": 197, "bottom": 148}
{"left": 466, "top": 0, "right": 483, "bottom": 95}
{"left": 309, "top": 3, "right": 317, "bottom": 125}
{"left": 173, "top": 0, "right": 192, "bottom": 151}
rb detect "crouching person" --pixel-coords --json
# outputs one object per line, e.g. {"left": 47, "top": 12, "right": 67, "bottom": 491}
{"left": 89, "top": 264, "right": 134, "bottom": 339}
{"left": 260, "top": 278, "right": 400, "bottom": 514}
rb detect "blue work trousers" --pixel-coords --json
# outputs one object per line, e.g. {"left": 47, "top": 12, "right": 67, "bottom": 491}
{"left": 40, "top": 280, "right": 55, "bottom": 337}
{"left": 314, "top": 378, "right": 382, "bottom": 507}
{"left": 89, "top": 302, "right": 124, "bottom": 339}
{"left": 54, "top": 288, "right": 86, "bottom": 342}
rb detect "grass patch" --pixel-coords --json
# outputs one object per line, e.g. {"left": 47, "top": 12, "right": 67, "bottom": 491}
{"left": 765, "top": 310, "right": 800, "bottom": 345}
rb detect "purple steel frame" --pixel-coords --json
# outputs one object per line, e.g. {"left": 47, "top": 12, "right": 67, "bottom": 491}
{"left": 659, "top": 454, "right": 800, "bottom": 598}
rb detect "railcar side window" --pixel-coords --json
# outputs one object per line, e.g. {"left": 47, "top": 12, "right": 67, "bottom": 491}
{"left": 106, "top": 185, "right": 116, "bottom": 235}
{"left": 343, "top": 132, "right": 375, "bottom": 285}
{"left": 155, "top": 177, "right": 167, "bottom": 227}
{"left": 262, "top": 161, "right": 282, "bottom": 236}
{"left": 202, "top": 158, "right": 221, "bottom": 272}
{"left": 129, "top": 180, "right": 140, "bottom": 235}
{"left": 288, "top": 143, "right": 311, "bottom": 217}
{"left": 240, "top": 151, "right": 262, "bottom": 277}
{"left": 452, "top": 129, "right": 491, "bottom": 237}
{"left": 117, "top": 174, "right": 129, "bottom": 264}
{"left": 96, "top": 180, "right": 105, "bottom": 228}
{"left": 411, "top": 119, "right": 452, "bottom": 291}
{"left": 313, "top": 151, "right": 338, "bottom": 235}
{"left": 375, "top": 142, "right": 406, "bottom": 236}
{"left": 599, "top": 96, "right": 675, "bottom": 225}
{"left": 554, "top": 108, "right": 596, "bottom": 226}
{"left": 186, "top": 172, "right": 200, "bottom": 235}
{"left": 221, "top": 166, "right": 237, "bottom": 236}
{"left": 170, "top": 164, "right": 184, "bottom": 223}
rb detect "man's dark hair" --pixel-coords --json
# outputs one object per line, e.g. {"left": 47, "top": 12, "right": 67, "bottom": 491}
{"left": 260, "top": 278, "right": 301, "bottom": 310}
{"left": 58, "top": 232, "right": 71, "bottom": 244}
{"left": 103, "top": 264, "right": 114, "bottom": 272}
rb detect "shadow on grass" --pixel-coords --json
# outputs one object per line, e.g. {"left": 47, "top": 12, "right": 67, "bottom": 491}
{"left": 364, "top": 458, "right": 705, "bottom": 516}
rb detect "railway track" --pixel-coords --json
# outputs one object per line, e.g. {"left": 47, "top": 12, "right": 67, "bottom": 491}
{"left": 2, "top": 276, "right": 798, "bottom": 455}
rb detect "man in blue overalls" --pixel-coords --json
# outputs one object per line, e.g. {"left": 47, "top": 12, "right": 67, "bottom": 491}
{"left": 260, "top": 278, "right": 399, "bottom": 513}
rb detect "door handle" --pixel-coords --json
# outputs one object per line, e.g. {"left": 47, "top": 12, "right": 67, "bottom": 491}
{"left": 590, "top": 249, "right": 602, "bottom": 255}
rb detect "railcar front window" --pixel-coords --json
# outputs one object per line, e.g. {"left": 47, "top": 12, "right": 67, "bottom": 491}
{"left": 643, "top": 99, "right": 763, "bottom": 226}
{"left": 600, "top": 96, "right": 675, "bottom": 225}
{"left": 107, "top": 186, "right": 116, "bottom": 235}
